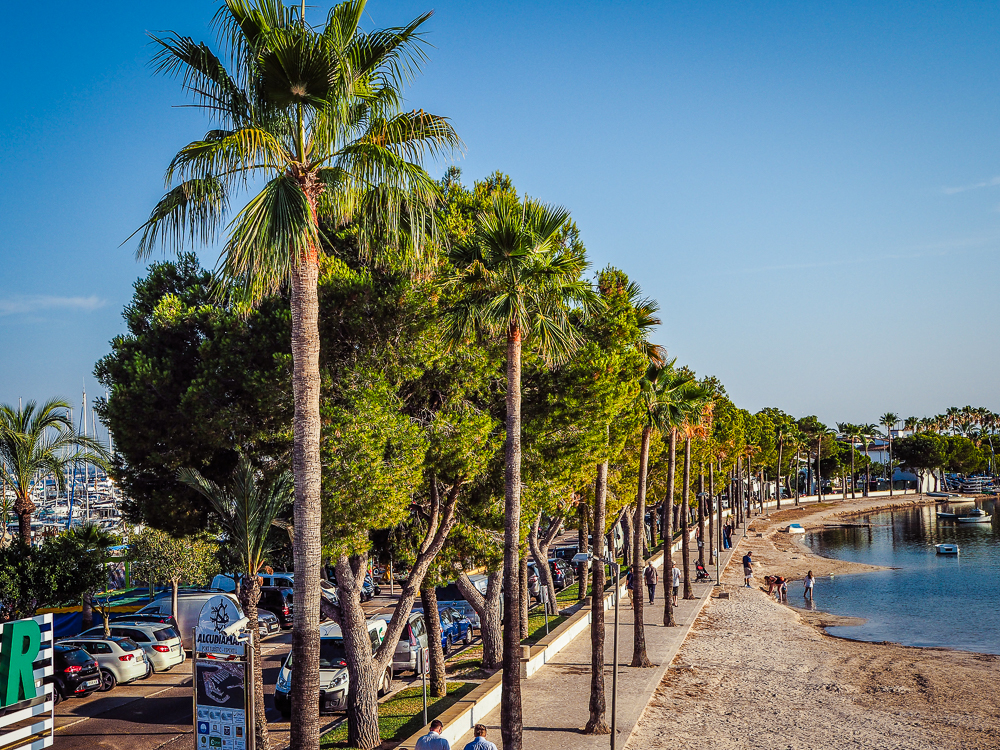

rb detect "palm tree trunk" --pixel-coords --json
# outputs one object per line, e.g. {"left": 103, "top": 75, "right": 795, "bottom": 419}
{"left": 662, "top": 430, "right": 677, "bottom": 626}
{"left": 851, "top": 451, "right": 856, "bottom": 499}
{"left": 776, "top": 443, "right": 783, "bottom": 511}
{"left": 708, "top": 462, "right": 715, "bottom": 566}
{"left": 420, "top": 585, "right": 447, "bottom": 697}
{"left": 888, "top": 433, "right": 894, "bottom": 496}
{"left": 501, "top": 329, "right": 523, "bottom": 750}
{"left": 239, "top": 574, "right": 269, "bottom": 750}
{"left": 15, "top": 492, "right": 34, "bottom": 544}
{"left": 289, "top": 253, "right": 323, "bottom": 750}
{"left": 817, "top": 438, "right": 824, "bottom": 502}
{"left": 682, "top": 437, "right": 694, "bottom": 600}
{"left": 577, "top": 504, "right": 589, "bottom": 601}
{"left": 81, "top": 592, "right": 94, "bottom": 631}
{"left": 631, "top": 425, "right": 652, "bottom": 667}
{"left": 585, "top": 461, "right": 610, "bottom": 734}
{"left": 696, "top": 465, "right": 706, "bottom": 567}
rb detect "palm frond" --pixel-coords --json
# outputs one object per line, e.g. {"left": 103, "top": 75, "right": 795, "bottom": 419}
{"left": 129, "top": 178, "right": 230, "bottom": 259}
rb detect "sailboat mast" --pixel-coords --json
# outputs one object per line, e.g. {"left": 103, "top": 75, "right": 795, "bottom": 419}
{"left": 83, "top": 386, "right": 89, "bottom": 524}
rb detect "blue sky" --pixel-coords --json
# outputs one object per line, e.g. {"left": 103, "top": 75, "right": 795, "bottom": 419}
{"left": 2, "top": 0, "right": 999, "bottom": 428}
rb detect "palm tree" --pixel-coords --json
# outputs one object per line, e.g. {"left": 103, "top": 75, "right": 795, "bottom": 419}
{"left": 629, "top": 359, "right": 681, "bottom": 667}
{"left": 837, "top": 423, "right": 861, "bottom": 498}
{"left": 67, "top": 523, "right": 117, "bottom": 634}
{"left": 774, "top": 421, "right": 793, "bottom": 510}
{"left": 444, "top": 192, "right": 596, "bottom": 750}
{"left": 179, "top": 457, "right": 293, "bottom": 750}
{"left": 859, "top": 424, "right": 880, "bottom": 497}
{"left": 0, "top": 399, "right": 108, "bottom": 542}
{"left": 680, "top": 400, "right": 710, "bottom": 601}
{"left": 132, "top": 4, "right": 458, "bottom": 747}
{"left": 879, "top": 413, "right": 898, "bottom": 495}
{"left": 904, "top": 416, "right": 919, "bottom": 436}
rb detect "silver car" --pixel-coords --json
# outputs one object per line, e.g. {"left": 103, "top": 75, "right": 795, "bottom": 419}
{"left": 57, "top": 636, "right": 148, "bottom": 691}
{"left": 79, "top": 622, "right": 185, "bottom": 673}
{"left": 373, "top": 612, "right": 428, "bottom": 674}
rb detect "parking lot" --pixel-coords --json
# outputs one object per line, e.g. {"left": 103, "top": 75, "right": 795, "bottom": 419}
{"left": 52, "top": 593, "right": 408, "bottom": 750}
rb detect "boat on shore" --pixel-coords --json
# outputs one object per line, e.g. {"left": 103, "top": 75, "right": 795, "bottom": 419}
{"left": 935, "top": 543, "right": 960, "bottom": 555}
{"left": 956, "top": 509, "right": 992, "bottom": 524}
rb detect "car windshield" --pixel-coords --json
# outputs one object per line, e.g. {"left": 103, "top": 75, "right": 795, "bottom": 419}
{"left": 59, "top": 647, "right": 92, "bottom": 666}
{"left": 154, "top": 627, "right": 179, "bottom": 642}
{"left": 116, "top": 638, "right": 139, "bottom": 651}
{"left": 285, "top": 639, "right": 348, "bottom": 670}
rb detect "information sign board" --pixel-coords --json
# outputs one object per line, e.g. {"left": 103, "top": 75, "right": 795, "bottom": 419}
{"left": 195, "top": 661, "right": 247, "bottom": 750}
{"left": 0, "top": 614, "right": 54, "bottom": 750}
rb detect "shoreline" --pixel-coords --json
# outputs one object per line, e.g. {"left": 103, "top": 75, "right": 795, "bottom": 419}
{"left": 627, "top": 494, "right": 1000, "bottom": 749}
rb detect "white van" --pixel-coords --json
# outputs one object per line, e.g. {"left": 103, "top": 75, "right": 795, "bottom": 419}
{"left": 135, "top": 592, "right": 243, "bottom": 651}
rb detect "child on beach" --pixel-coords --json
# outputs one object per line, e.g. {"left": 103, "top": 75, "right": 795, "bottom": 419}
{"left": 804, "top": 570, "right": 815, "bottom": 601}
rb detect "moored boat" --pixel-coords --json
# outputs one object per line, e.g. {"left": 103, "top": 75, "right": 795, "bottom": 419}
{"left": 935, "top": 543, "right": 960, "bottom": 555}
{"left": 956, "top": 509, "right": 992, "bottom": 524}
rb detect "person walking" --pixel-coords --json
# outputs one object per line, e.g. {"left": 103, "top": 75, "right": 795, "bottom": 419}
{"left": 416, "top": 720, "right": 451, "bottom": 750}
{"left": 671, "top": 562, "right": 681, "bottom": 606}
{"left": 644, "top": 560, "right": 658, "bottom": 603}
{"left": 626, "top": 566, "right": 636, "bottom": 601}
{"left": 742, "top": 551, "right": 753, "bottom": 588}
{"left": 804, "top": 570, "right": 815, "bottom": 601}
{"left": 463, "top": 724, "right": 498, "bottom": 750}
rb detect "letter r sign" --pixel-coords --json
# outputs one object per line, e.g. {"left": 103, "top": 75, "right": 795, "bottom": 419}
{"left": 0, "top": 619, "right": 41, "bottom": 707}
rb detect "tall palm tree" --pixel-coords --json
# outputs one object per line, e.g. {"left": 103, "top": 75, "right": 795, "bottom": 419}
{"left": 629, "top": 359, "right": 681, "bottom": 667}
{"left": 132, "top": 4, "right": 458, "bottom": 748}
{"left": 680, "top": 400, "right": 710, "bottom": 601}
{"left": 774, "top": 421, "right": 792, "bottom": 510}
{"left": 904, "top": 416, "right": 919, "bottom": 436}
{"left": 859, "top": 424, "right": 880, "bottom": 497}
{"left": 179, "top": 458, "right": 292, "bottom": 750}
{"left": 879, "top": 413, "right": 898, "bottom": 495}
{"left": 837, "top": 423, "right": 861, "bottom": 499}
{"left": 0, "top": 399, "right": 108, "bottom": 542}
{"left": 444, "top": 192, "right": 596, "bottom": 750}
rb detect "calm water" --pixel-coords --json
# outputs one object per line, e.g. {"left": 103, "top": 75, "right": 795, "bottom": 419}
{"left": 804, "top": 498, "right": 1000, "bottom": 654}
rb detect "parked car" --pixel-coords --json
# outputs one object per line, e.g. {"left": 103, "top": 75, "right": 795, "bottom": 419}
{"left": 438, "top": 607, "right": 473, "bottom": 652}
{"left": 135, "top": 592, "right": 244, "bottom": 651}
{"left": 57, "top": 636, "right": 148, "bottom": 691}
{"left": 372, "top": 611, "right": 428, "bottom": 674}
{"left": 435, "top": 574, "right": 491, "bottom": 631}
{"left": 212, "top": 572, "right": 295, "bottom": 591}
{"left": 52, "top": 644, "right": 101, "bottom": 702}
{"left": 258, "top": 587, "right": 294, "bottom": 628}
{"left": 257, "top": 608, "right": 281, "bottom": 638}
{"left": 548, "top": 559, "right": 576, "bottom": 590}
{"left": 273, "top": 619, "right": 390, "bottom": 718}
{"left": 78, "top": 621, "right": 184, "bottom": 673}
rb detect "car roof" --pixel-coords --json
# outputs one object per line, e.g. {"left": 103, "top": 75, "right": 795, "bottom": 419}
{"left": 61, "top": 635, "right": 132, "bottom": 644}
{"left": 96, "top": 621, "right": 171, "bottom": 630}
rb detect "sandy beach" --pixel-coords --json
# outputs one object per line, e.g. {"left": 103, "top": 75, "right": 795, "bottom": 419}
{"left": 627, "top": 495, "right": 1000, "bottom": 750}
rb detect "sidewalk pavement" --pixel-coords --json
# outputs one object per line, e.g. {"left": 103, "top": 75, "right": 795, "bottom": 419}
{"left": 453, "top": 530, "right": 745, "bottom": 750}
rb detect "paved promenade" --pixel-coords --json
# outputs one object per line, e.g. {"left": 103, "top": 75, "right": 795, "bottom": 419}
{"left": 454, "top": 528, "right": 745, "bottom": 750}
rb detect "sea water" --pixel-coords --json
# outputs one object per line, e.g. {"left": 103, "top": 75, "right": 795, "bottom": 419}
{"left": 803, "top": 498, "right": 1000, "bottom": 655}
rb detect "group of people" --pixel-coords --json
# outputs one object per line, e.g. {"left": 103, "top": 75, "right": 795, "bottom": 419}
{"left": 416, "top": 721, "right": 497, "bottom": 750}
{"left": 743, "top": 551, "right": 815, "bottom": 602}
{"left": 624, "top": 560, "right": 683, "bottom": 606}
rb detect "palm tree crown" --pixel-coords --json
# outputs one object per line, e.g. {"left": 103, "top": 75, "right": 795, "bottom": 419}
{"left": 0, "top": 399, "right": 108, "bottom": 542}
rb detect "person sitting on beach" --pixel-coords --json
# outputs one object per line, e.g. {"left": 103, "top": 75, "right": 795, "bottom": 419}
{"left": 742, "top": 551, "right": 753, "bottom": 588}
{"left": 804, "top": 570, "right": 815, "bottom": 601}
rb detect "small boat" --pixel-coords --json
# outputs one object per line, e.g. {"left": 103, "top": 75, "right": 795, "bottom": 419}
{"left": 786, "top": 523, "right": 805, "bottom": 535}
{"left": 936, "top": 512, "right": 958, "bottom": 520}
{"left": 956, "top": 509, "right": 992, "bottom": 524}
{"left": 935, "top": 543, "right": 960, "bottom": 555}
{"left": 927, "top": 492, "right": 954, "bottom": 498}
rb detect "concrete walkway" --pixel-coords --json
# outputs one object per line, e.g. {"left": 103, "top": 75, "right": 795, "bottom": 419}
{"left": 454, "top": 530, "right": 745, "bottom": 750}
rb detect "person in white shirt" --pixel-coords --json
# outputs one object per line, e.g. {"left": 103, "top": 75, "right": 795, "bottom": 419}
{"left": 671, "top": 562, "right": 681, "bottom": 606}
{"left": 463, "top": 724, "right": 498, "bottom": 750}
{"left": 415, "top": 720, "right": 451, "bottom": 750}
{"left": 804, "top": 570, "right": 815, "bottom": 601}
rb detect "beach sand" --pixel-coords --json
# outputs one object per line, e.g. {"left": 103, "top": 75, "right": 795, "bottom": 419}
{"left": 626, "top": 495, "right": 1000, "bottom": 750}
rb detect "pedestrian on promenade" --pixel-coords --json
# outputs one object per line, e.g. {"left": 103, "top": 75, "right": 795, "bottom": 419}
{"left": 671, "top": 562, "right": 681, "bottom": 605}
{"left": 416, "top": 720, "right": 450, "bottom": 750}
{"left": 722, "top": 522, "right": 731, "bottom": 550}
{"left": 742, "top": 551, "right": 753, "bottom": 588}
{"left": 463, "top": 724, "right": 498, "bottom": 750}
{"left": 804, "top": 570, "right": 815, "bottom": 601}
{"left": 644, "top": 561, "right": 658, "bottom": 603}
{"left": 626, "top": 566, "right": 636, "bottom": 601}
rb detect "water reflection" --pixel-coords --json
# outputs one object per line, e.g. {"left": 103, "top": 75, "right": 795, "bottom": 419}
{"left": 804, "top": 498, "right": 999, "bottom": 654}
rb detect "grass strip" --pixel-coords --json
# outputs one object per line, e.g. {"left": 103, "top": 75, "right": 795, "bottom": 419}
{"left": 320, "top": 682, "right": 475, "bottom": 748}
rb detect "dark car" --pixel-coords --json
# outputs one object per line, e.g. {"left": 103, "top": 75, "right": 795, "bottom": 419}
{"left": 257, "top": 608, "right": 281, "bottom": 638}
{"left": 52, "top": 644, "right": 101, "bottom": 702}
{"left": 259, "top": 587, "right": 294, "bottom": 628}
{"left": 438, "top": 607, "right": 473, "bottom": 653}
{"left": 548, "top": 559, "right": 575, "bottom": 590}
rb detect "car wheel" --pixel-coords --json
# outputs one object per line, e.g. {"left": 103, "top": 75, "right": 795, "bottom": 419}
{"left": 52, "top": 685, "right": 64, "bottom": 706}
{"left": 144, "top": 661, "right": 153, "bottom": 678}
{"left": 378, "top": 668, "right": 392, "bottom": 697}
{"left": 443, "top": 636, "right": 451, "bottom": 655}
{"left": 464, "top": 628, "right": 473, "bottom": 646}
{"left": 99, "top": 669, "right": 117, "bottom": 692}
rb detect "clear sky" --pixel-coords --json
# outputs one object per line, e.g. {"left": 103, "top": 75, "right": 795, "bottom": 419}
{"left": 2, "top": 0, "right": 999, "bottom": 429}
